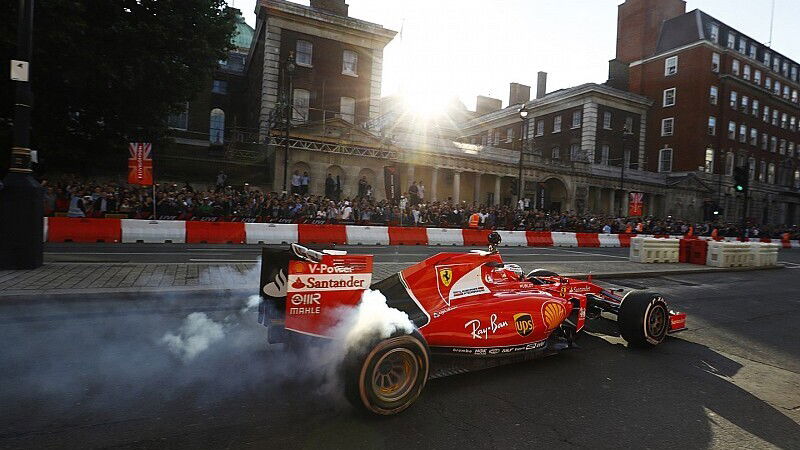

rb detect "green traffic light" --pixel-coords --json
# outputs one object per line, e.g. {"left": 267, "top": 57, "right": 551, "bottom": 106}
{"left": 736, "top": 185, "right": 743, "bottom": 191}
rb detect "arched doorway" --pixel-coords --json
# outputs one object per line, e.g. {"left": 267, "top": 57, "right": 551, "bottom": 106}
{"left": 543, "top": 177, "right": 568, "bottom": 212}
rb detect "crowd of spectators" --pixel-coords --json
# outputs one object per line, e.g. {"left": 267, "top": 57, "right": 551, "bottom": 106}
{"left": 40, "top": 176, "right": 800, "bottom": 239}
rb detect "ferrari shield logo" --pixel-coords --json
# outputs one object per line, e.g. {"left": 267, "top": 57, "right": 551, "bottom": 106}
{"left": 439, "top": 268, "right": 453, "bottom": 287}
{"left": 514, "top": 313, "right": 533, "bottom": 337}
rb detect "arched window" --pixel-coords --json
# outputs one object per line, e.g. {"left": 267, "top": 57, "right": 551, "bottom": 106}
{"left": 210, "top": 108, "right": 225, "bottom": 145}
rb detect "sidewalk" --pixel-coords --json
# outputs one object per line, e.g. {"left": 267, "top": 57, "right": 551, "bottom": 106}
{"left": 0, "top": 260, "right": 781, "bottom": 297}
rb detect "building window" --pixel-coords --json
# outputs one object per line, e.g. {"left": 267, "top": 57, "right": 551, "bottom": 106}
{"left": 789, "top": 142, "right": 796, "bottom": 158}
{"left": 709, "top": 86, "right": 718, "bottom": 105}
{"left": 709, "top": 23, "right": 719, "bottom": 43}
{"left": 705, "top": 148, "right": 715, "bottom": 173}
{"left": 738, "top": 38, "right": 746, "bottom": 54}
{"left": 774, "top": 80, "right": 781, "bottom": 95}
{"left": 569, "top": 144, "right": 581, "bottom": 161}
{"left": 729, "top": 91, "right": 737, "bottom": 108}
{"left": 506, "top": 128, "right": 514, "bottom": 143}
{"left": 572, "top": 111, "right": 582, "bottom": 128}
{"left": 764, "top": 51, "right": 771, "bottom": 67}
{"left": 779, "top": 139, "right": 787, "bottom": 154}
{"left": 664, "top": 56, "right": 678, "bottom": 76}
{"left": 663, "top": 88, "right": 676, "bottom": 107}
{"left": 728, "top": 121, "right": 736, "bottom": 140}
{"left": 768, "top": 163, "right": 776, "bottom": 184}
{"left": 771, "top": 136, "right": 777, "bottom": 152}
{"left": 782, "top": 61, "right": 789, "bottom": 77}
{"left": 481, "top": 135, "right": 487, "bottom": 146}
{"left": 781, "top": 113, "right": 788, "bottom": 128}
{"left": 795, "top": 170, "right": 800, "bottom": 190}
{"left": 603, "top": 111, "right": 612, "bottom": 129}
{"left": 661, "top": 117, "right": 674, "bottom": 136}
{"left": 772, "top": 110, "right": 779, "bottom": 126}
{"left": 763, "top": 105, "right": 770, "bottom": 122}
{"left": 553, "top": 115, "right": 562, "bottom": 133}
{"left": 711, "top": 53, "right": 720, "bottom": 72}
{"left": 743, "top": 64, "right": 751, "bottom": 80}
{"left": 167, "top": 102, "right": 189, "bottom": 130}
{"left": 600, "top": 144, "right": 610, "bottom": 165}
{"left": 749, "top": 44, "right": 757, "bottom": 59}
{"left": 739, "top": 124, "right": 747, "bottom": 143}
{"left": 209, "top": 108, "right": 225, "bottom": 145}
{"left": 791, "top": 116, "right": 797, "bottom": 132}
{"left": 792, "top": 66, "right": 798, "bottom": 82}
{"left": 625, "top": 116, "right": 633, "bottom": 132}
{"left": 293, "top": 89, "right": 310, "bottom": 121}
{"left": 754, "top": 70, "right": 762, "bottom": 84}
{"left": 339, "top": 96, "right": 355, "bottom": 123}
{"left": 752, "top": 99, "right": 759, "bottom": 117}
{"left": 659, "top": 148, "right": 673, "bottom": 173}
{"left": 741, "top": 95, "right": 749, "bottom": 112}
{"left": 759, "top": 160, "right": 766, "bottom": 182}
{"left": 762, "top": 133, "right": 768, "bottom": 150}
{"left": 551, "top": 147, "right": 560, "bottom": 160}
{"left": 783, "top": 86, "right": 790, "bottom": 100}
{"left": 342, "top": 50, "right": 358, "bottom": 76}
{"left": 725, "top": 152, "right": 735, "bottom": 176}
{"left": 536, "top": 120, "right": 545, "bottom": 136}
{"left": 793, "top": 90, "right": 799, "bottom": 103}
{"left": 772, "top": 56, "right": 780, "bottom": 73}
{"left": 708, "top": 116, "right": 716, "bottom": 135}
{"left": 750, "top": 128, "right": 757, "bottom": 146}
{"left": 211, "top": 79, "right": 228, "bottom": 94}
{"left": 493, "top": 129, "right": 500, "bottom": 146}
{"left": 765, "top": 77, "right": 772, "bottom": 90}
{"left": 727, "top": 32, "right": 736, "bottom": 49}
{"left": 732, "top": 59, "right": 740, "bottom": 76}
{"left": 296, "top": 40, "right": 313, "bottom": 66}
{"left": 747, "top": 157, "right": 756, "bottom": 180}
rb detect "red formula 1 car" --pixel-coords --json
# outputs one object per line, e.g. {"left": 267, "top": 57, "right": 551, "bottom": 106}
{"left": 258, "top": 233, "right": 686, "bottom": 415}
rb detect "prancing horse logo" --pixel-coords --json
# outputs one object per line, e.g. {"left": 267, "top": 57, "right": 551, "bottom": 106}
{"left": 439, "top": 268, "right": 453, "bottom": 287}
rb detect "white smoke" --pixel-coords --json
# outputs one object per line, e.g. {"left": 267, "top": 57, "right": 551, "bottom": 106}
{"left": 334, "top": 289, "right": 415, "bottom": 351}
{"left": 161, "top": 312, "right": 225, "bottom": 361}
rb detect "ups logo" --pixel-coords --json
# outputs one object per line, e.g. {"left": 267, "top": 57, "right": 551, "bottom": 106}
{"left": 514, "top": 313, "right": 534, "bottom": 337}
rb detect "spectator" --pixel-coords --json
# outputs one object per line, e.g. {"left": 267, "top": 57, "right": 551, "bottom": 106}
{"left": 409, "top": 181, "right": 419, "bottom": 205}
{"left": 418, "top": 181, "right": 425, "bottom": 202}
{"left": 215, "top": 170, "right": 227, "bottom": 193}
{"left": 301, "top": 171, "right": 310, "bottom": 195}
{"left": 291, "top": 170, "right": 302, "bottom": 195}
{"left": 358, "top": 176, "right": 367, "bottom": 199}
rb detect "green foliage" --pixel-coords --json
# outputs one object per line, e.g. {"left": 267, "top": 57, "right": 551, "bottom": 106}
{"left": 1, "top": 0, "right": 235, "bottom": 173}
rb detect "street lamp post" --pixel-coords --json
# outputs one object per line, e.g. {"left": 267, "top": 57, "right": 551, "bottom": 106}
{"left": 0, "top": 0, "right": 44, "bottom": 269}
{"left": 517, "top": 108, "right": 530, "bottom": 207}
{"left": 282, "top": 52, "right": 296, "bottom": 195}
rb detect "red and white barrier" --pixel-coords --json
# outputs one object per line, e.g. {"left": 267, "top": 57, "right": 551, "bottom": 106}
{"left": 122, "top": 219, "right": 186, "bottom": 243}
{"left": 245, "top": 223, "right": 297, "bottom": 245}
{"left": 40, "top": 218, "right": 797, "bottom": 250}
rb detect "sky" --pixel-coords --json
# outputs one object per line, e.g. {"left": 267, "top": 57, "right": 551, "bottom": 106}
{"left": 232, "top": 0, "right": 800, "bottom": 111}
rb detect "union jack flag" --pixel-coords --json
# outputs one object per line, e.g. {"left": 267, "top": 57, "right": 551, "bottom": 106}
{"left": 128, "top": 142, "right": 153, "bottom": 186}
{"left": 628, "top": 192, "right": 644, "bottom": 217}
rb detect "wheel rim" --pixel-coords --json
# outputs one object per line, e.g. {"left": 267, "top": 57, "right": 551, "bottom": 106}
{"left": 647, "top": 304, "right": 667, "bottom": 338}
{"left": 371, "top": 348, "right": 418, "bottom": 403}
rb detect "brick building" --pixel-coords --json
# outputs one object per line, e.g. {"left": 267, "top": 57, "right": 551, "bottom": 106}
{"left": 613, "top": 0, "right": 800, "bottom": 225}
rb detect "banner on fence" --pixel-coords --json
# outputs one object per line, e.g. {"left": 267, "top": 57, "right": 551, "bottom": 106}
{"left": 127, "top": 143, "right": 153, "bottom": 186}
{"left": 384, "top": 166, "right": 400, "bottom": 206}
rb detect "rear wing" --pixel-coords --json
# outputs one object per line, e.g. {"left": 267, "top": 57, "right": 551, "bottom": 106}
{"left": 259, "top": 244, "right": 373, "bottom": 338}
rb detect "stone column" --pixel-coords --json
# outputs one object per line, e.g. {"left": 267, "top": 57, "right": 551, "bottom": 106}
{"left": 473, "top": 172, "right": 482, "bottom": 204}
{"left": 430, "top": 168, "right": 439, "bottom": 201}
{"left": 594, "top": 187, "right": 602, "bottom": 214}
{"left": 494, "top": 175, "right": 502, "bottom": 206}
{"left": 453, "top": 171, "right": 461, "bottom": 203}
{"left": 608, "top": 189, "right": 616, "bottom": 215}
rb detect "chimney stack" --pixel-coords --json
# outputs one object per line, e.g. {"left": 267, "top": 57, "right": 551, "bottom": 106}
{"left": 509, "top": 83, "right": 531, "bottom": 106}
{"left": 536, "top": 72, "right": 547, "bottom": 99}
{"left": 475, "top": 96, "right": 503, "bottom": 115}
{"left": 310, "top": 0, "right": 349, "bottom": 17}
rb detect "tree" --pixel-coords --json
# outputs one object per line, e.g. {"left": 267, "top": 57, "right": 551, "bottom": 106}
{"left": 1, "top": 0, "right": 235, "bottom": 174}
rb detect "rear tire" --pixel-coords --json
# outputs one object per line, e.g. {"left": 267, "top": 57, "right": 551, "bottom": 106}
{"left": 618, "top": 290, "right": 669, "bottom": 348}
{"left": 343, "top": 330, "right": 429, "bottom": 415}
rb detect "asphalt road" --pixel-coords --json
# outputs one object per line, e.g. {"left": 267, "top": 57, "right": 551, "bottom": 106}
{"left": 1, "top": 261, "right": 799, "bottom": 448}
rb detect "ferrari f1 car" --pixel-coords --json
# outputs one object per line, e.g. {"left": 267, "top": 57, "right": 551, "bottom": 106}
{"left": 258, "top": 233, "right": 686, "bottom": 415}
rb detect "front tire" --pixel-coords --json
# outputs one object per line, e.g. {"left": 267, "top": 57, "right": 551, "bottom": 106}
{"left": 618, "top": 291, "right": 669, "bottom": 348}
{"left": 344, "top": 330, "right": 429, "bottom": 415}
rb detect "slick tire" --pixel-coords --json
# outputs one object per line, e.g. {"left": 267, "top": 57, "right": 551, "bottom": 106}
{"left": 618, "top": 290, "right": 669, "bottom": 348}
{"left": 343, "top": 330, "right": 429, "bottom": 416}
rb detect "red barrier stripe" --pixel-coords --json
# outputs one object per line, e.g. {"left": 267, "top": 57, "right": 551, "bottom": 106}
{"left": 186, "top": 221, "right": 245, "bottom": 244}
{"left": 618, "top": 233, "right": 634, "bottom": 248}
{"left": 47, "top": 217, "right": 121, "bottom": 243}
{"left": 462, "top": 229, "right": 491, "bottom": 246}
{"left": 298, "top": 224, "right": 347, "bottom": 245}
{"left": 575, "top": 233, "right": 600, "bottom": 248}
{"left": 526, "top": 231, "right": 554, "bottom": 247}
{"left": 759, "top": 237, "right": 772, "bottom": 243}
{"left": 388, "top": 227, "right": 428, "bottom": 245}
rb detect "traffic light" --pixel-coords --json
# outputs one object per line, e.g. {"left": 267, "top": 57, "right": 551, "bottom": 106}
{"left": 733, "top": 166, "right": 749, "bottom": 193}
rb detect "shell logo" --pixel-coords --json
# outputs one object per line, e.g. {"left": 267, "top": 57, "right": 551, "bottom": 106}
{"left": 291, "top": 262, "right": 306, "bottom": 274}
{"left": 542, "top": 301, "right": 567, "bottom": 330}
